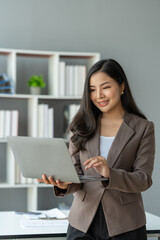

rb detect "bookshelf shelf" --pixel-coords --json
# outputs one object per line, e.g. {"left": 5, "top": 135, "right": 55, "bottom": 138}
{"left": 0, "top": 48, "right": 100, "bottom": 211}
{"left": 0, "top": 94, "right": 82, "bottom": 100}
{"left": 0, "top": 183, "right": 53, "bottom": 188}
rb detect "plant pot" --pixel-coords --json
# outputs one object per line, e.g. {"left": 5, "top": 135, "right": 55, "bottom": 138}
{"left": 30, "top": 87, "right": 41, "bottom": 95}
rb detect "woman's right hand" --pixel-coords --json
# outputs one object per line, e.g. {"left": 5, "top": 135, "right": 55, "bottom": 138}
{"left": 36, "top": 174, "right": 72, "bottom": 190}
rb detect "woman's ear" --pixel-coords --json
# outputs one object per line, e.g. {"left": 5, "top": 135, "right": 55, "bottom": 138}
{"left": 121, "top": 82, "right": 125, "bottom": 93}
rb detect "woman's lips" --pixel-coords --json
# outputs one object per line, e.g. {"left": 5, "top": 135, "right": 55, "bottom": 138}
{"left": 97, "top": 100, "right": 109, "bottom": 107}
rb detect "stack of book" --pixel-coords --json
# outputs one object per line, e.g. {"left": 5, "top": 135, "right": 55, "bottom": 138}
{"left": 0, "top": 110, "right": 19, "bottom": 138}
{"left": 59, "top": 62, "right": 86, "bottom": 97}
{"left": 37, "top": 104, "right": 54, "bottom": 138}
{"left": 0, "top": 73, "right": 14, "bottom": 94}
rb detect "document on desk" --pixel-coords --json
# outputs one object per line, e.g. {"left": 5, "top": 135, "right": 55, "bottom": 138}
{"left": 19, "top": 208, "right": 69, "bottom": 227}
{"left": 20, "top": 219, "right": 68, "bottom": 227}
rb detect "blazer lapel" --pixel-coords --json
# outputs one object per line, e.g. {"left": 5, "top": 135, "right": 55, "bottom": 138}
{"left": 107, "top": 115, "right": 135, "bottom": 168}
{"left": 87, "top": 112, "right": 135, "bottom": 168}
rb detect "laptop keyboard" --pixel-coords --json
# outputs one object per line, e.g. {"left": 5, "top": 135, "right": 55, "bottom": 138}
{"left": 78, "top": 175, "right": 108, "bottom": 182}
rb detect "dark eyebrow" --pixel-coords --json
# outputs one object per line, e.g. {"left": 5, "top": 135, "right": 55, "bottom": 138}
{"left": 89, "top": 82, "right": 110, "bottom": 87}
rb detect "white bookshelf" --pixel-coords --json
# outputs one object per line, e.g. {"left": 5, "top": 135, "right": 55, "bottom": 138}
{"left": 0, "top": 48, "right": 100, "bottom": 211}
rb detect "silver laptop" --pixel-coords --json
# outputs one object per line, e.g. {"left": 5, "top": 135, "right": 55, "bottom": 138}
{"left": 7, "top": 136, "right": 108, "bottom": 184}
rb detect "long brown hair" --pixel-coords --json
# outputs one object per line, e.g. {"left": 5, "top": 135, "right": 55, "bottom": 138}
{"left": 69, "top": 59, "right": 147, "bottom": 154}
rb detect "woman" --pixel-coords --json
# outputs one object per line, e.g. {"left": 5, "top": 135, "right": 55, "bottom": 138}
{"left": 38, "top": 59, "right": 155, "bottom": 240}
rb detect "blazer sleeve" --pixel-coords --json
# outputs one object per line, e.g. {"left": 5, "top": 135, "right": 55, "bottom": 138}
{"left": 103, "top": 121, "right": 155, "bottom": 193}
{"left": 54, "top": 138, "right": 83, "bottom": 197}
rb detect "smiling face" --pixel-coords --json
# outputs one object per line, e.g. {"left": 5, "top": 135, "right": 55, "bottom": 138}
{"left": 89, "top": 72, "right": 125, "bottom": 116}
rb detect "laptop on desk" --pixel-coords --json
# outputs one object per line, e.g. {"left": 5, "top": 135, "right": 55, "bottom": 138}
{"left": 7, "top": 136, "right": 108, "bottom": 184}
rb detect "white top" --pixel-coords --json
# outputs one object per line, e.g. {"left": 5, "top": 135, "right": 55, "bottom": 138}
{"left": 100, "top": 136, "right": 115, "bottom": 160}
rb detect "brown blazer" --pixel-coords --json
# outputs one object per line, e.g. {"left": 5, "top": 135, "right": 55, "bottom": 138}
{"left": 54, "top": 111, "right": 155, "bottom": 237}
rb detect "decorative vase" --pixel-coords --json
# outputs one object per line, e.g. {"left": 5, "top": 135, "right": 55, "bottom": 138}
{"left": 30, "top": 87, "right": 41, "bottom": 95}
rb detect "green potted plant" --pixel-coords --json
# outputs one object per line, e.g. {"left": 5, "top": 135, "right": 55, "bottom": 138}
{"left": 27, "top": 75, "right": 45, "bottom": 95}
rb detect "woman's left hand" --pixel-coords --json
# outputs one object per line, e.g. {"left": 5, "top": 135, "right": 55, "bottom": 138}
{"left": 84, "top": 156, "right": 110, "bottom": 178}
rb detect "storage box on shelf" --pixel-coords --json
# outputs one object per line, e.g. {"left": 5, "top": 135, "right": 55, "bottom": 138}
{"left": 0, "top": 48, "right": 100, "bottom": 211}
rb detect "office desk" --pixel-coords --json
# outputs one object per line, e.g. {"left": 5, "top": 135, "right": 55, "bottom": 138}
{"left": 0, "top": 211, "right": 68, "bottom": 240}
{"left": 146, "top": 212, "right": 160, "bottom": 239}
{"left": 0, "top": 211, "right": 160, "bottom": 239}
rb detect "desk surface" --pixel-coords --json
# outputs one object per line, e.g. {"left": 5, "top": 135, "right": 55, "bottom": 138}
{"left": 0, "top": 211, "right": 160, "bottom": 239}
{"left": 0, "top": 211, "right": 68, "bottom": 239}
{"left": 146, "top": 212, "right": 160, "bottom": 235}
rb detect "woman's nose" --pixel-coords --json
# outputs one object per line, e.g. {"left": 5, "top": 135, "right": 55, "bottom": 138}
{"left": 96, "top": 89, "right": 103, "bottom": 98}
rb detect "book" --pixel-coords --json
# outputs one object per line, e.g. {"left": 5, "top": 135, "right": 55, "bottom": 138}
{"left": 11, "top": 110, "right": 19, "bottom": 136}
{"left": 0, "top": 110, "right": 19, "bottom": 138}
{"left": 0, "top": 73, "right": 8, "bottom": 82}
{"left": 48, "top": 108, "right": 54, "bottom": 138}
{"left": 65, "top": 66, "right": 74, "bottom": 96}
{"left": 0, "top": 79, "right": 12, "bottom": 86}
{"left": 78, "top": 66, "right": 86, "bottom": 96}
{"left": 37, "top": 104, "right": 54, "bottom": 138}
{"left": 59, "top": 61, "right": 66, "bottom": 96}
{"left": 73, "top": 66, "right": 79, "bottom": 96}
{"left": 43, "top": 104, "right": 49, "bottom": 138}
{"left": 4, "top": 111, "right": 11, "bottom": 138}
{"left": 0, "top": 73, "right": 14, "bottom": 94}
{"left": 37, "top": 104, "right": 45, "bottom": 137}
